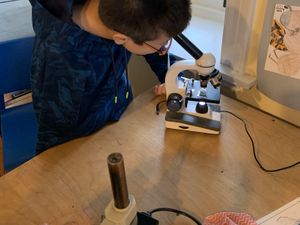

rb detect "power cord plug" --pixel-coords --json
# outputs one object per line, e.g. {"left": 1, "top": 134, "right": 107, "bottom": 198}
{"left": 134, "top": 212, "right": 159, "bottom": 225}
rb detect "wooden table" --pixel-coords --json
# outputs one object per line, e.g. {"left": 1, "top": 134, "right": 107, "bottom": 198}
{"left": 0, "top": 90, "right": 299, "bottom": 225}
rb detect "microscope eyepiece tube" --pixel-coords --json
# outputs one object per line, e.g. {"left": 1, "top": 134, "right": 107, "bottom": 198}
{"left": 107, "top": 153, "right": 130, "bottom": 209}
{"left": 174, "top": 33, "right": 203, "bottom": 60}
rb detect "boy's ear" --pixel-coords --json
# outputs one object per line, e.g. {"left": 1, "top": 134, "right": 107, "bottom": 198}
{"left": 112, "top": 33, "right": 129, "bottom": 45}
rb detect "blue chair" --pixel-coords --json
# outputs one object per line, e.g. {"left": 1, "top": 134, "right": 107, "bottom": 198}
{"left": 0, "top": 36, "right": 37, "bottom": 172}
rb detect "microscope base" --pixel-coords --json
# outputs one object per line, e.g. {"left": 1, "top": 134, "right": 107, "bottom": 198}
{"left": 165, "top": 111, "right": 220, "bottom": 134}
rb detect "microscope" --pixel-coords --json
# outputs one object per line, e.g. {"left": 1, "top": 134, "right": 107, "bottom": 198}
{"left": 165, "top": 33, "right": 222, "bottom": 134}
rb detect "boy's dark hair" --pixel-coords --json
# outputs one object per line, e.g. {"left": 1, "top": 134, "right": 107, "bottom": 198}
{"left": 98, "top": 0, "right": 191, "bottom": 44}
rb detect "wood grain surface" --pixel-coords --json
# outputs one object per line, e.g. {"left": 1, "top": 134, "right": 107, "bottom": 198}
{"left": 0, "top": 90, "right": 299, "bottom": 225}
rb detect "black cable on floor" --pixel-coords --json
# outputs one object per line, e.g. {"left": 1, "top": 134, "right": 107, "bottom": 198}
{"left": 155, "top": 100, "right": 166, "bottom": 115}
{"left": 147, "top": 207, "right": 202, "bottom": 225}
{"left": 220, "top": 110, "right": 300, "bottom": 172}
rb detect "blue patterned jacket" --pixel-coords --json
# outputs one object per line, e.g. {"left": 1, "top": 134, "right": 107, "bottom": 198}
{"left": 29, "top": 0, "right": 175, "bottom": 153}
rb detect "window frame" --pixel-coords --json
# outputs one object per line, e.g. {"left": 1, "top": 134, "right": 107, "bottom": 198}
{"left": 220, "top": 0, "right": 257, "bottom": 88}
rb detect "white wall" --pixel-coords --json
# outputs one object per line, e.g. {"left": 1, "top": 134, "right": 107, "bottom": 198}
{"left": 0, "top": 0, "right": 33, "bottom": 42}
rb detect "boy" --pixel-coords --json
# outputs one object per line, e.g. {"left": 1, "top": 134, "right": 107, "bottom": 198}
{"left": 29, "top": 0, "right": 191, "bottom": 153}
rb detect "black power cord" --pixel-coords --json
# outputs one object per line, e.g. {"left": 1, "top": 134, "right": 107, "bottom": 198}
{"left": 220, "top": 110, "right": 300, "bottom": 172}
{"left": 147, "top": 207, "right": 202, "bottom": 225}
{"left": 155, "top": 100, "right": 166, "bottom": 115}
{"left": 155, "top": 100, "right": 300, "bottom": 172}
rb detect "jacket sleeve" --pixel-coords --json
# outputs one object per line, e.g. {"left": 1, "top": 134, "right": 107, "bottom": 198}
{"left": 143, "top": 52, "right": 179, "bottom": 83}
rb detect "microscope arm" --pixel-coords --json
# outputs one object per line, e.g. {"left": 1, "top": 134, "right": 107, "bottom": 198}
{"left": 165, "top": 60, "right": 214, "bottom": 95}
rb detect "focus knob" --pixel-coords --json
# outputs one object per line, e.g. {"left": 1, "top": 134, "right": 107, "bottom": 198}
{"left": 167, "top": 93, "right": 183, "bottom": 112}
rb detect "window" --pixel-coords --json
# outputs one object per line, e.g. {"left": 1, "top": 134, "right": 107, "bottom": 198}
{"left": 170, "top": 0, "right": 225, "bottom": 76}
{"left": 171, "top": 0, "right": 258, "bottom": 88}
{"left": 220, "top": 0, "right": 257, "bottom": 88}
{"left": 191, "top": 0, "right": 225, "bottom": 22}
{"left": 192, "top": 0, "right": 225, "bottom": 13}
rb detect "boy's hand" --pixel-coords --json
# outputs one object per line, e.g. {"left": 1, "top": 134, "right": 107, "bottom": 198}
{"left": 154, "top": 83, "right": 166, "bottom": 96}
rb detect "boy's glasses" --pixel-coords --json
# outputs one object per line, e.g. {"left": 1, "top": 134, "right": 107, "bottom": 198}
{"left": 144, "top": 39, "right": 173, "bottom": 56}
